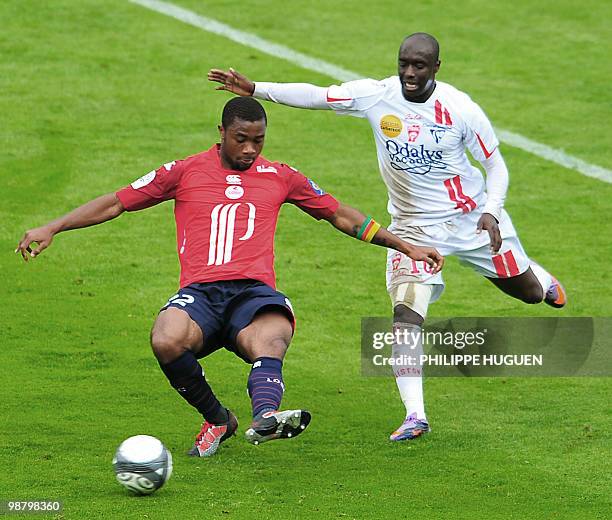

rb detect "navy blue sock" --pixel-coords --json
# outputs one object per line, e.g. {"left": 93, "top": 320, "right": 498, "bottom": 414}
{"left": 159, "top": 351, "right": 228, "bottom": 424}
{"left": 247, "top": 357, "right": 285, "bottom": 417}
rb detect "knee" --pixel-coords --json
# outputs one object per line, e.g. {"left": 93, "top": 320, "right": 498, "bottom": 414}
{"left": 520, "top": 284, "right": 544, "bottom": 305}
{"left": 150, "top": 329, "right": 188, "bottom": 363}
{"left": 261, "top": 336, "right": 290, "bottom": 359}
{"left": 393, "top": 304, "right": 424, "bottom": 326}
{"left": 245, "top": 334, "right": 290, "bottom": 362}
{"left": 390, "top": 283, "right": 432, "bottom": 324}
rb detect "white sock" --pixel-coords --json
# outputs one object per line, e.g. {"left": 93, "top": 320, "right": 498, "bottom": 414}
{"left": 530, "top": 262, "right": 553, "bottom": 299}
{"left": 392, "top": 322, "right": 426, "bottom": 420}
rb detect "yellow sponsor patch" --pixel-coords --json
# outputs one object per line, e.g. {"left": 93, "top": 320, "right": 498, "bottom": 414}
{"left": 380, "top": 114, "right": 402, "bottom": 138}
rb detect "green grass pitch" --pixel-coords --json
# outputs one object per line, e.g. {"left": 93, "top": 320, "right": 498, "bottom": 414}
{"left": 1, "top": 0, "right": 610, "bottom": 518}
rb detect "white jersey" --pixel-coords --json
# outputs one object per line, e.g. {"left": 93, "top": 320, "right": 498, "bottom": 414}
{"left": 325, "top": 77, "right": 499, "bottom": 225}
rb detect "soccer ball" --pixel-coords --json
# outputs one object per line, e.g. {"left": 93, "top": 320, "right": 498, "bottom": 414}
{"left": 112, "top": 435, "right": 173, "bottom": 495}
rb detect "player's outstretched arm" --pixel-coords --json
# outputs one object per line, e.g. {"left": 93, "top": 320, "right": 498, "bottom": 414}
{"left": 208, "top": 68, "right": 330, "bottom": 110}
{"left": 16, "top": 193, "right": 125, "bottom": 261}
{"left": 326, "top": 203, "right": 444, "bottom": 273}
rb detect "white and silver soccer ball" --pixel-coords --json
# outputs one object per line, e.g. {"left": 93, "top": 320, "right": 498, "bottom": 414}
{"left": 112, "top": 435, "right": 173, "bottom": 495}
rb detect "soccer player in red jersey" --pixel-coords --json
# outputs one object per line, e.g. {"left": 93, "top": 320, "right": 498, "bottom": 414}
{"left": 16, "top": 97, "right": 443, "bottom": 457}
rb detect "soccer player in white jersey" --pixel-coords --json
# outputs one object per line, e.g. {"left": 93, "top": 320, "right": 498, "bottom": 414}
{"left": 208, "top": 32, "right": 567, "bottom": 442}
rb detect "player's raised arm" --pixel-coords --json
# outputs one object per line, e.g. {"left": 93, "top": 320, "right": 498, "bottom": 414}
{"left": 208, "top": 68, "right": 331, "bottom": 110}
{"left": 326, "top": 203, "right": 444, "bottom": 272}
{"left": 15, "top": 193, "right": 125, "bottom": 261}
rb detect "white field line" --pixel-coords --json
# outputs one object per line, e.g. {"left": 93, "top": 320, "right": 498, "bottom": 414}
{"left": 129, "top": 0, "right": 612, "bottom": 184}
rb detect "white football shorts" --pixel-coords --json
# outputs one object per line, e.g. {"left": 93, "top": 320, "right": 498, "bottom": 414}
{"left": 386, "top": 209, "right": 531, "bottom": 303}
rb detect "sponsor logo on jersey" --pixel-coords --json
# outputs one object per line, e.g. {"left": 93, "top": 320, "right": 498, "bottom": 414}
{"left": 226, "top": 174, "right": 242, "bottom": 185}
{"left": 307, "top": 178, "right": 325, "bottom": 195}
{"left": 380, "top": 114, "right": 403, "bottom": 138}
{"left": 131, "top": 170, "right": 156, "bottom": 189}
{"left": 429, "top": 127, "right": 447, "bottom": 144}
{"left": 225, "top": 185, "right": 244, "bottom": 199}
{"left": 256, "top": 165, "right": 278, "bottom": 174}
{"left": 407, "top": 124, "right": 421, "bottom": 143}
{"left": 385, "top": 141, "right": 447, "bottom": 175}
{"left": 208, "top": 203, "right": 256, "bottom": 266}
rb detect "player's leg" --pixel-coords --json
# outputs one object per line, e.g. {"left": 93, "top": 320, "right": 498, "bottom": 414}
{"left": 487, "top": 263, "right": 566, "bottom": 308}
{"left": 236, "top": 309, "right": 293, "bottom": 417}
{"left": 386, "top": 249, "right": 444, "bottom": 441}
{"left": 151, "top": 288, "right": 237, "bottom": 457}
{"left": 457, "top": 232, "right": 566, "bottom": 307}
{"left": 151, "top": 307, "right": 230, "bottom": 423}
{"left": 388, "top": 281, "right": 436, "bottom": 441}
{"left": 458, "top": 209, "right": 566, "bottom": 307}
{"left": 225, "top": 283, "right": 310, "bottom": 445}
{"left": 235, "top": 310, "right": 310, "bottom": 444}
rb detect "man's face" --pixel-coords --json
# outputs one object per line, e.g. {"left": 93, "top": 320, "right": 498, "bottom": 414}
{"left": 219, "top": 118, "right": 266, "bottom": 171}
{"left": 397, "top": 40, "right": 440, "bottom": 102}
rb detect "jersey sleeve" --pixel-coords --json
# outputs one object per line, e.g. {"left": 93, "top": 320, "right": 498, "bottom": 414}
{"left": 115, "top": 160, "right": 182, "bottom": 211}
{"left": 253, "top": 82, "right": 330, "bottom": 109}
{"left": 462, "top": 98, "right": 500, "bottom": 162}
{"left": 326, "top": 78, "right": 387, "bottom": 118}
{"left": 283, "top": 167, "right": 339, "bottom": 220}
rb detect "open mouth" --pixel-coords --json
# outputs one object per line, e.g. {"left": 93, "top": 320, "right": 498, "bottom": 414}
{"left": 403, "top": 81, "right": 419, "bottom": 91}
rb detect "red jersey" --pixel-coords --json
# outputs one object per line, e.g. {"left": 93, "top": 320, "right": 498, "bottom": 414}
{"left": 116, "top": 145, "right": 339, "bottom": 289}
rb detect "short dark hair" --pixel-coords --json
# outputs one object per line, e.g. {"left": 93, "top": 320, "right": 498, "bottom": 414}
{"left": 401, "top": 32, "right": 440, "bottom": 62}
{"left": 221, "top": 96, "right": 267, "bottom": 128}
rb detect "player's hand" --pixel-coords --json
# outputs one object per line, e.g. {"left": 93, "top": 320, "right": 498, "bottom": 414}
{"left": 208, "top": 68, "right": 255, "bottom": 96}
{"left": 15, "top": 225, "right": 55, "bottom": 262}
{"left": 476, "top": 213, "right": 501, "bottom": 254}
{"left": 405, "top": 245, "right": 444, "bottom": 273}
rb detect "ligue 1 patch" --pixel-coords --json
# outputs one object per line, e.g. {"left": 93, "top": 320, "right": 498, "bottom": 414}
{"left": 225, "top": 185, "right": 244, "bottom": 199}
{"left": 131, "top": 170, "right": 156, "bottom": 189}
{"left": 380, "top": 114, "right": 402, "bottom": 138}
{"left": 407, "top": 124, "right": 421, "bottom": 143}
{"left": 307, "top": 178, "right": 325, "bottom": 195}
